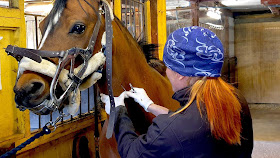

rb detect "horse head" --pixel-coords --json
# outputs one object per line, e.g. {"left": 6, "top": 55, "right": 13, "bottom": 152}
{"left": 13, "top": 0, "right": 106, "bottom": 114}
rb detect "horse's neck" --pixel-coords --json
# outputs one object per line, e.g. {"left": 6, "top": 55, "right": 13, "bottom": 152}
{"left": 99, "top": 18, "right": 179, "bottom": 109}
{"left": 97, "top": 18, "right": 180, "bottom": 134}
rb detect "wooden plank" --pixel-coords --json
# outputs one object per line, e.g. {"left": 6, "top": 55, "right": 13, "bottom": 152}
{"left": 157, "top": 0, "right": 166, "bottom": 60}
{"left": 114, "top": 0, "right": 122, "bottom": 20}
{"left": 144, "top": 0, "right": 151, "bottom": 43}
{"left": 191, "top": 1, "right": 199, "bottom": 26}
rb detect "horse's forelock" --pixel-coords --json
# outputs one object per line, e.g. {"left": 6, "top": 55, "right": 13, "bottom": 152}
{"left": 42, "top": 0, "right": 68, "bottom": 34}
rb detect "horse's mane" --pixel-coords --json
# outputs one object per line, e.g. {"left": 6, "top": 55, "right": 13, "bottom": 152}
{"left": 138, "top": 41, "right": 167, "bottom": 76}
{"left": 113, "top": 16, "right": 168, "bottom": 76}
{"left": 42, "top": 0, "right": 67, "bottom": 34}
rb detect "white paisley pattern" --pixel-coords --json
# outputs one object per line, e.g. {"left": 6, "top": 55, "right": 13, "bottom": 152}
{"left": 193, "top": 66, "right": 220, "bottom": 77}
{"left": 195, "top": 38, "right": 223, "bottom": 63}
{"left": 166, "top": 33, "right": 186, "bottom": 68}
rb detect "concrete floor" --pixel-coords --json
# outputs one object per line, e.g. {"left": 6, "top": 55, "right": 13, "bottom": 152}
{"left": 249, "top": 104, "right": 280, "bottom": 158}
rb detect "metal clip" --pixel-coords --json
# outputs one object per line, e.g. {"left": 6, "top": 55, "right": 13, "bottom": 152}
{"left": 44, "top": 112, "right": 68, "bottom": 133}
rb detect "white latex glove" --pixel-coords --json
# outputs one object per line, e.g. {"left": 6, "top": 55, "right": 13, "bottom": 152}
{"left": 100, "top": 91, "right": 127, "bottom": 115}
{"left": 126, "top": 87, "right": 154, "bottom": 112}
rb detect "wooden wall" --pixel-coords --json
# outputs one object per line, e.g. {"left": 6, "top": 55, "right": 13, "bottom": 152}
{"left": 235, "top": 19, "right": 280, "bottom": 103}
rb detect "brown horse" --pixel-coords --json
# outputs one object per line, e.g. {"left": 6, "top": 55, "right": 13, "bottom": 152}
{"left": 13, "top": 0, "right": 180, "bottom": 157}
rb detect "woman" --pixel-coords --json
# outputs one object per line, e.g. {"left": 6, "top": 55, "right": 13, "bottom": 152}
{"left": 101, "top": 27, "right": 253, "bottom": 158}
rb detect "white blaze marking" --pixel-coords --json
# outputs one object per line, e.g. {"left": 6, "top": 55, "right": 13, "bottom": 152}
{"left": 39, "top": 9, "right": 63, "bottom": 49}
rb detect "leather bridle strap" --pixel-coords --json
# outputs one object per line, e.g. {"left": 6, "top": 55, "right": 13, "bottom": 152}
{"left": 103, "top": 1, "right": 115, "bottom": 139}
{"left": 5, "top": 45, "right": 65, "bottom": 63}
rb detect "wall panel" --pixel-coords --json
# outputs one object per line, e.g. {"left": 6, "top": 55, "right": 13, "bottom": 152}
{"left": 235, "top": 22, "right": 280, "bottom": 103}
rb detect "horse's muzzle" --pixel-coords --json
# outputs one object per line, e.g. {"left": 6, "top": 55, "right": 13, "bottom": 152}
{"left": 14, "top": 81, "right": 45, "bottom": 103}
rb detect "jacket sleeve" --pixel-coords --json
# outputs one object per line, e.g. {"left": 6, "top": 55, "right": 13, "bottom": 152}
{"left": 114, "top": 106, "right": 181, "bottom": 158}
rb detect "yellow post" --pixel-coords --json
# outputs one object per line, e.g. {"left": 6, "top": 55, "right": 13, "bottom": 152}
{"left": 144, "top": 0, "right": 151, "bottom": 44}
{"left": 114, "top": 0, "right": 122, "bottom": 20}
{"left": 0, "top": 0, "right": 28, "bottom": 145}
{"left": 157, "top": 0, "right": 166, "bottom": 60}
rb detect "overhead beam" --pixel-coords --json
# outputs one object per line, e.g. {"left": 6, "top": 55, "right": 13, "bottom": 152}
{"left": 261, "top": 0, "right": 280, "bottom": 5}
{"left": 199, "top": 0, "right": 216, "bottom": 1}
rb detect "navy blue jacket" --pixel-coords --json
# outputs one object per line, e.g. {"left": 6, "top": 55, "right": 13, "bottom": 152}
{"left": 114, "top": 87, "right": 253, "bottom": 158}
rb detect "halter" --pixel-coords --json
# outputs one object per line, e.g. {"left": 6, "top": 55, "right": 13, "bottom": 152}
{"left": 5, "top": 0, "right": 116, "bottom": 139}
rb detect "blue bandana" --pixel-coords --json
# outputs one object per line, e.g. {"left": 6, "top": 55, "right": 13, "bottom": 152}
{"left": 163, "top": 26, "right": 224, "bottom": 77}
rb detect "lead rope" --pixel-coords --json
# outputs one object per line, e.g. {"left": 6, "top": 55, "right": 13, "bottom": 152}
{"left": 0, "top": 126, "right": 51, "bottom": 158}
{"left": 94, "top": 84, "right": 101, "bottom": 158}
{"left": 0, "top": 113, "right": 65, "bottom": 158}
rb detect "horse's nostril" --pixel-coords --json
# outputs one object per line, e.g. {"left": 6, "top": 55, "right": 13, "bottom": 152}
{"left": 28, "top": 82, "right": 44, "bottom": 95}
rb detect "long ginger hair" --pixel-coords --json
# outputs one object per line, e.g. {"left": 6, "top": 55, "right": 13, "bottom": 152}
{"left": 172, "top": 77, "right": 242, "bottom": 145}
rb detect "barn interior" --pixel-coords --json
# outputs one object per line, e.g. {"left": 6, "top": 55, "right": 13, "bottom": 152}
{"left": 0, "top": 0, "right": 279, "bottom": 157}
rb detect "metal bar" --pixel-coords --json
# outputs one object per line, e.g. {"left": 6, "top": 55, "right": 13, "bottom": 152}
{"left": 79, "top": 94, "right": 82, "bottom": 117}
{"left": 138, "top": 3, "right": 141, "bottom": 39}
{"left": 61, "top": 110, "right": 64, "bottom": 123}
{"left": 134, "top": 1, "right": 136, "bottom": 37}
{"left": 125, "top": 0, "right": 127, "bottom": 27}
{"left": 166, "top": 7, "right": 192, "bottom": 12}
{"left": 88, "top": 88, "right": 90, "bottom": 113}
{"left": 50, "top": 112, "right": 52, "bottom": 122}
{"left": 142, "top": 3, "right": 145, "bottom": 40}
{"left": 130, "top": 0, "right": 143, "bottom": 4}
{"left": 34, "top": 15, "right": 39, "bottom": 49}
{"left": 39, "top": 115, "right": 41, "bottom": 129}
{"left": 129, "top": 0, "right": 132, "bottom": 34}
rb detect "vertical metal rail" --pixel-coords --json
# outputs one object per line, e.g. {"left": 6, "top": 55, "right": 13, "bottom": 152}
{"left": 120, "top": 0, "right": 145, "bottom": 40}
{"left": 142, "top": 1, "right": 145, "bottom": 40}
{"left": 34, "top": 15, "right": 39, "bottom": 49}
{"left": 133, "top": 1, "right": 136, "bottom": 37}
{"left": 138, "top": 2, "right": 141, "bottom": 39}
{"left": 79, "top": 96, "right": 82, "bottom": 117}
{"left": 39, "top": 115, "right": 41, "bottom": 129}
{"left": 88, "top": 89, "right": 90, "bottom": 113}
{"left": 140, "top": 2, "right": 143, "bottom": 39}
{"left": 129, "top": 0, "right": 132, "bottom": 34}
{"left": 50, "top": 112, "right": 53, "bottom": 122}
{"left": 125, "top": 0, "right": 127, "bottom": 27}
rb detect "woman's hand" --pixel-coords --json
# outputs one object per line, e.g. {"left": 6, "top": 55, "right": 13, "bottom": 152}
{"left": 126, "top": 87, "right": 154, "bottom": 112}
{"left": 100, "top": 91, "right": 127, "bottom": 115}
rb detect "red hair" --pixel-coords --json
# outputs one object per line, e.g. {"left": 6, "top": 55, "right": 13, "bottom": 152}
{"left": 172, "top": 77, "right": 242, "bottom": 145}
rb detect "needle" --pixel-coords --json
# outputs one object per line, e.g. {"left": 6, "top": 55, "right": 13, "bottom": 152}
{"left": 129, "top": 83, "right": 136, "bottom": 93}
{"left": 121, "top": 84, "right": 127, "bottom": 91}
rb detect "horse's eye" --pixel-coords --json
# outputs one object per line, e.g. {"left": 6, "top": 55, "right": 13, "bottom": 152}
{"left": 69, "top": 23, "right": 86, "bottom": 34}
